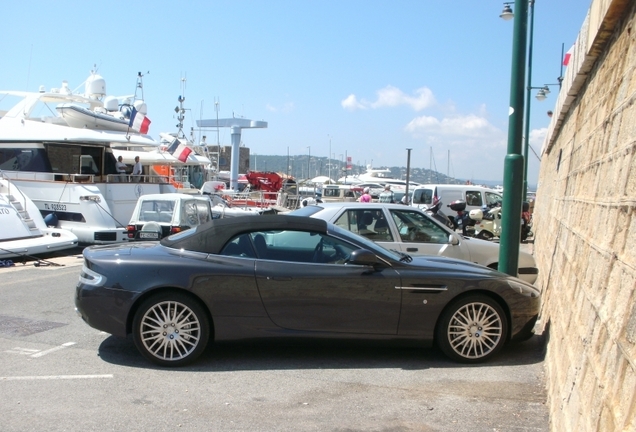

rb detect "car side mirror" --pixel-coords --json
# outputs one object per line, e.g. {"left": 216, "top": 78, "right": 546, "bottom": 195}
{"left": 349, "top": 249, "right": 379, "bottom": 265}
{"left": 448, "top": 234, "right": 460, "bottom": 245}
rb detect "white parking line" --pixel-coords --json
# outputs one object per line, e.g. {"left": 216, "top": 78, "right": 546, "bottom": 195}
{"left": 30, "top": 342, "right": 76, "bottom": 358}
{"left": 5, "top": 348, "right": 40, "bottom": 355}
{"left": 0, "top": 374, "right": 113, "bottom": 381}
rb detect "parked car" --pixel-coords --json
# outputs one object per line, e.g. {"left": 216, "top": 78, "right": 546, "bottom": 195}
{"left": 126, "top": 193, "right": 213, "bottom": 241}
{"left": 289, "top": 202, "right": 538, "bottom": 284}
{"left": 76, "top": 215, "right": 540, "bottom": 366}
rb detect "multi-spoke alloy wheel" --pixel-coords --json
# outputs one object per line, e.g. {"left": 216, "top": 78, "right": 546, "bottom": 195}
{"left": 133, "top": 293, "right": 210, "bottom": 367}
{"left": 436, "top": 295, "right": 508, "bottom": 363}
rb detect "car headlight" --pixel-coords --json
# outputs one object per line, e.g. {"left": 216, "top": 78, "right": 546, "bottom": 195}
{"left": 79, "top": 264, "right": 105, "bottom": 286}
{"left": 507, "top": 279, "right": 540, "bottom": 298}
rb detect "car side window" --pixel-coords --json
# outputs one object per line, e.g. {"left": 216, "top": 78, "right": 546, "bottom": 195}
{"left": 220, "top": 234, "right": 256, "bottom": 258}
{"left": 485, "top": 192, "right": 502, "bottom": 207}
{"left": 230, "top": 230, "right": 358, "bottom": 265}
{"left": 334, "top": 209, "right": 394, "bottom": 241}
{"left": 183, "top": 201, "right": 200, "bottom": 227}
{"left": 465, "top": 191, "right": 482, "bottom": 206}
{"left": 389, "top": 210, "right": 449, "bottom": 244}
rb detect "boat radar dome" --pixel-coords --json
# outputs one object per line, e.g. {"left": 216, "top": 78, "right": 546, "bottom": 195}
{"left": 133, "top": 100, "right": 148, "bottom": 115}
{"left": 85, "top": 73, "right": 106, "bottom": 100}
{"left": 104, "top": 96, "right": 119, "bottom": 111}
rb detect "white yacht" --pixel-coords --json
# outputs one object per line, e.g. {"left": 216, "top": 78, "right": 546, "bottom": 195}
{"left": 0, "top": 71, "right": 178, "bottom": 244}
{"left": 0, "top": 176, "right": 78, "bottom": 259}
{"left": 338, "top": 165, "right": 419, "bottom": 190}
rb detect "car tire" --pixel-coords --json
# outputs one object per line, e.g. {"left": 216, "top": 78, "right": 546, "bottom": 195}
{"left": 132, "top": 292, "right": 210, "bottom": 367}
{"left": 436, "top": 295, "right": 508, "bottom": 363}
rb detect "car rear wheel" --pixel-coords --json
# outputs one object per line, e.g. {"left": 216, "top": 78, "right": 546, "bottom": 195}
{"left": 436, "top": 295, "right": 508, "bottom": 363}
{"left": 132, "top": 292, "right": 210, "bottom": 367}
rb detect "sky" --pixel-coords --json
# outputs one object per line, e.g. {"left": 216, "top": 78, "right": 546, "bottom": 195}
{"left": 1, "top": 0, "right": 591, "bottom": 185}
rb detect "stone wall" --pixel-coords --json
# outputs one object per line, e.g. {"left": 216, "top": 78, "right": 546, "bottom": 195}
{"left": 533, "top": 0, "right": 636, "bottom": 430}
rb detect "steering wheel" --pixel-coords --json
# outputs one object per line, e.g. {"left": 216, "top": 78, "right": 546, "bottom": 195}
{"left": 312, "top": 240, "right": 324, "bottom": 263}
{"left": 332, "top": 244, "right": 350, "bottom": 263}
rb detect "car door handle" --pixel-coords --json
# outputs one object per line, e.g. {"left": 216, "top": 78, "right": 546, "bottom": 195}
{"left": 268, "top": 276, "right": 292, "bottom": 281}
{"left": 406, "top": 248, "right": 418, "bottom": 252}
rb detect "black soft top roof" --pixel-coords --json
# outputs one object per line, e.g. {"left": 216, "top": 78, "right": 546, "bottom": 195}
{"left": 160, "top": 215, "right": 329, "bottom": 254}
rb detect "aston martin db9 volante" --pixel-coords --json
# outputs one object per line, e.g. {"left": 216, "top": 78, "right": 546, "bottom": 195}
{"left": 75, "top": 215, "right": 540, "bottom": 367}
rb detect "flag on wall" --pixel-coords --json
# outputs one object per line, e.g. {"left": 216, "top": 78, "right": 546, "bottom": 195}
{"left": 563, "top": 45, "right": 574, "bottom": 66}
{"left": 128, "top": 107, "right": 151, "bottom": 134}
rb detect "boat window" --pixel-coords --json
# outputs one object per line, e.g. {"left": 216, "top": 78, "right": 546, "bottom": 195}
{"left": 0, "top": 148, "right": 52, "bottom": 172}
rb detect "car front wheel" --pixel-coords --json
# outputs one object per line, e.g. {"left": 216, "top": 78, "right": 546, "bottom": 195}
{"left": 132, "top": 292, "right": 210, "bottom": 367}
{"left": 436, "top": 295, "right": 508, "bottom": 363}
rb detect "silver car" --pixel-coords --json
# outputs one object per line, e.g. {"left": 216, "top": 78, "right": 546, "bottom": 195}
{"left": 290, "top": 202, "right": 538, "bottom": 284}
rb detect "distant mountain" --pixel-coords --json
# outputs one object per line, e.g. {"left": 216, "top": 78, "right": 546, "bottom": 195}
{"left": 249, "top": 154, "right": 464, "bottom": 185}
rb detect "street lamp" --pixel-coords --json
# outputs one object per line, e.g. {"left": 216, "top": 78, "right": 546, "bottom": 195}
{"left": 498, "top": 0, "right": 528, "bottom": 277}
{"left": 535, "top": 83, "right": 561, "bottom": 101}
{"left": 307, "top": 146, "right": 311, "bottom": 181}
{"left": 500, "top": 2, "right": 514, "bottom": 20}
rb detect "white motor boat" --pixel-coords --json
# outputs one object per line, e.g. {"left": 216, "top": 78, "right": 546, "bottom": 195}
{"left": 56, "top": 103, "right": 130, "bottom": 132}
{"left": 0, "top": 176, "right": 78, "bottom": 259}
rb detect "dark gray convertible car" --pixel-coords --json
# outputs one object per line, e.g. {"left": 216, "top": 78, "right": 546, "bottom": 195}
{"left": 75, "top": 215, "right": 540, "bottom": 367}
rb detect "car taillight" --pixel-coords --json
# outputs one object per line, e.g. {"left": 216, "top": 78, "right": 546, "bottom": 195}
{"left": 126, "top": 225, "right": 136, "bottom": 239}
{"left": 170, "top": 226, "right": 182, "bottom": 234}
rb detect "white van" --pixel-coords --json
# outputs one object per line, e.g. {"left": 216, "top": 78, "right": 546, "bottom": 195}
{"left": 410, "top": 184, "right": 503, "bottom": 215}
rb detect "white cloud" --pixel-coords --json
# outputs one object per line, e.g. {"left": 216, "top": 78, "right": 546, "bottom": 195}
{"left": 405, "top": 113, "right": 499, "bottom": 139}
{"left": 266, "top": 102, "right": 295, "bottom": 113}
{"left": 341, "top": 86, "right": 436, "bottom": 111}
{"left": 341, "top": 94, "right": 367, "bottom": 111}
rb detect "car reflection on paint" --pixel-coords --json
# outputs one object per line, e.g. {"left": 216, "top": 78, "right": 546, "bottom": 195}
{"left": 75, "top": 215, "right": 540, "bottom": 367}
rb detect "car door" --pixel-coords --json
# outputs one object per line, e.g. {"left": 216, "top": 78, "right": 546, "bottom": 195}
{"left": 253, "top": 229, "right": 402, "bottom": 334}
{"left": 387, "top": 208, "right": 470, "bottom": 261}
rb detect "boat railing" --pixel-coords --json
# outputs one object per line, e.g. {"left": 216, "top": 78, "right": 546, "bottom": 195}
{"left": 0, "top": 169, "right": 29, "bottom": 213}
{"left": 206, "top": 189, "right": 310, "bottom": 211}
{"left": 104, "top": 174, "right": 174, "bottom": 184}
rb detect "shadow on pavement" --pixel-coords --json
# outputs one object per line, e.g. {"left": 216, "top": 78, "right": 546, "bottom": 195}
{"left": 96, "top": 329, "right": 548, "bottom": 372}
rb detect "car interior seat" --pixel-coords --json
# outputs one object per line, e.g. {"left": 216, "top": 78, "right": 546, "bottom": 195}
{"left": 374, "top": 216, "right": 391, "bottom": 240}
{"left": 253, "top": 234, "right": 268, "bottom": 259}
{"left": 238, "top": 235, "right": 256, "bottom": 258}
{"left": 222, "top": 242, "right": 242, "bottom": 256}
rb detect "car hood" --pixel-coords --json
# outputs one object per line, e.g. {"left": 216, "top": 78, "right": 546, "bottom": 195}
{"left": 459, "top": 237, "right": 536, "bottom": 268}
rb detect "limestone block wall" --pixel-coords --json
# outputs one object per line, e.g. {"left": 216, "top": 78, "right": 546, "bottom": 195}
{"left": 533, "top": 0, "right": 636, "bottom": 430}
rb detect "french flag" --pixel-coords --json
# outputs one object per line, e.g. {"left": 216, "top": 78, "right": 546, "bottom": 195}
{"left": 167, "top": 138, "right": 193, "bottom": 163}
{"left": 563, "top": 45, "right": 574, "bottom": 66}
{"left": 128, "top": 107, "right": 151, "bottom": 134}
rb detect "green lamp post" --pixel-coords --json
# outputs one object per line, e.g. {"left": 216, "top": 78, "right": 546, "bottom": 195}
{"left": 498, "top": 0, "right": 528, "bottom": 277}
